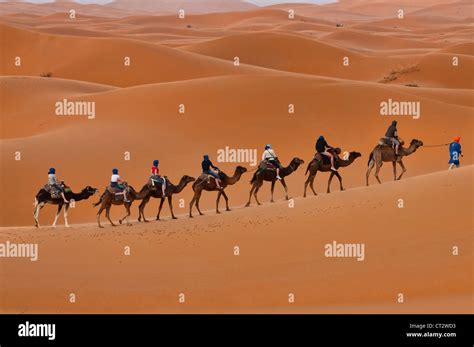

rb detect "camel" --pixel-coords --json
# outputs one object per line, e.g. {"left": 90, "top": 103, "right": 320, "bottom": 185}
{"left": 366, "top": 139, "right": 423, "bottom": 185}
{"left": 34, "top": 185, "right": 98, "bottom": 228}
{"left": 304, "top": 151, "right": 362, "bottom": 197}
{"left": 93, "top": 184, "right": 150, "bottom": 228}
{"left": 189, "top": 166, "right": 247, "bottom": 217}
{"left": 245, "top": 157, "right": 304, "bottom": 207}
{"left": 138, "top": 175, "right": 195, "bottom": 222}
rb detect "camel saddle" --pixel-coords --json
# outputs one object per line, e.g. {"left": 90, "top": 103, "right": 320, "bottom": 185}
{"left": 258, "top": 160, "right": 277, "bottom": 171}
{"left": 148, "top": 175, "right": 165, "bottom": 189}
{"left": 313, "top": 148, "right": 341, "bottom": 166}
{"left": 198, "top": 171, "right": 225, "bottom": 183}
{"left": 43, "top": 183, "right": 69, "bottom": 199}
{"left": 107, "top": 185, "right": 129, "bottom": 201}
{"left": 378, "top": 137, "right": 405, "bottom": 146}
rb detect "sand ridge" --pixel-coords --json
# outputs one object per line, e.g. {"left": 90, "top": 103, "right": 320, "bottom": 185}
{"left": 0, "top": 0, "right": 472, "bottom": 314}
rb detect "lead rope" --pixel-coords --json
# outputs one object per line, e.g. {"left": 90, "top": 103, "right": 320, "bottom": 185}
{"left": 423, "top": 143, "right": 450, "bottom": 148}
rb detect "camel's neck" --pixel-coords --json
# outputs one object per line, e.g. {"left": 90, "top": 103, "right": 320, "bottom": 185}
{"left": 339, "top": 157, "right": 356, "bottom": 167}
{"left": 401, "top": 144, "right": 417, "bottom": 156}
{"left": 226, "top": 170, "right": 243, "bottom": 185}
{"left": 173, "top": 178, "right": 190, "bottom": 194}
{"left": 131, "top": 186, "right": 148, "bottom": 200}
{"left": 70, "top": 190, "right": 90, "bottom": 201}
{"left": 281, "top": 163, "right": 296, "bottom": 177}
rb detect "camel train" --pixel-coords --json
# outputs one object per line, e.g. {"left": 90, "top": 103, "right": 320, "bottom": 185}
{"left": 33, "top": 130, "right": 426, "bottom": 228}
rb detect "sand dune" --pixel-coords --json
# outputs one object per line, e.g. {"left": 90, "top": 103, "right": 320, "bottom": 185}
{"left": 1, "top": 74, "right": 472, "bottom": 227}
{"left": 0, "top": 23, "right": 271, "bottom": 87}
{"left": 0, "top": 76, "right": 116, "bottom": 139}
{"left": 411, "top": 0, "right": 473, "bottom": 18}
{"left": 181, "top": 31, "right": 400, "bottom": 81}
{"left": 322, "top": 29, "right": 442, "bottom": 51}
{"left": 1, "top": 167, "right": 471, "bottom": 313}
{"left": 109, "top": 0, "right": 258, "bottom": 14}
{"left": 388, "top": 52, "right": 474, "bottom": 89}
{"left": 0, "top": 2, "right": 142, "bottom": 18}
{"left": 0, "top": 0, "right": 472, "bottom": 314}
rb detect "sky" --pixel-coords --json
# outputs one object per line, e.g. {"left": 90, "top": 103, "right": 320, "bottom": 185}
{"left": 0, "top": 0, "right": 337, "bottom": 5}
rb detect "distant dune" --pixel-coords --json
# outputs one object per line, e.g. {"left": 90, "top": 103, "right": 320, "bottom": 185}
{"left": 0, "top": 0, "right": 472, "bottom": 314}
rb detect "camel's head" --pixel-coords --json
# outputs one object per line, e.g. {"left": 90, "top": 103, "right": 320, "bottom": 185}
{"left": 410, "top": 139, "right": 424, "bottom": 149}
{"left": 182, "top": 175, "right": 196, "bottom": 184}
{"left": 84, "top": 186, "right": 99, "bottom": 195}
{"left": 236, "top": 166, "right": 248, "bottom": 174}
{"left": 350, "top": 151, "right": 362, "bottom": 160}
{"left": 291, "top": 157, "right": 305, "bottom": 168}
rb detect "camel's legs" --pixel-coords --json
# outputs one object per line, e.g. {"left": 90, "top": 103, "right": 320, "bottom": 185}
{"left": 303, "top": 174, "right": 311, "bottom": 197}
{"left": 157, "top": 198, "right": 165, "bottom": 220}
{"left": 397, "top": 160, "right": 407, "bottom": 180}
{"left": 392, "top": 161, "right": 397, "bottom": 181}
{"left": 304, "top": 171, "right": 316, "bottom": 197}
{"left": 105, "top": 206, "right": 116, "bottom": 226}
{"left": 374, "top": 162, "right": 383, "bottom": 184}
{"left": 327, "top": 172, "right": 334, "bottom": 193}
{"left": 222, "top": 190, "right": 231, "bottom": 211}
{"left": 64, "top": 204, "right": 70, "bottom": 228}
{"left": 189, "top": 191, "right": 198, "bottom": 217}
{"left": 245, "top": 184, "right": 256, "bottom": 207}
{"left": 138, "top": 197, "right": 150, "bottom": 222}
{"left": 270, "top": 181, "right": 276, "bottom": 202}
{"left": 125, "top": 204, "right": 132, "bottom": 226}
{"left": 119, "top": 204, "right": 132, "bottom": 225}
{"left": 168, "top": 196, "right": 177, "bottom": 219}
{"left": 336, "top": 171, "right": 344, "bottom": 191}
{"left": 253, "top": 180, "right": 263, "bottom": 205}
{"left": 366, "top": 159, "right": 375, "bottom": 186}
{"left": 327, "top": 171, "right": 344, "bottom": 193}
{"left": 97, "top": 206, "right": 105, "bottom": 228}
{"left": 34, "top": 201, "right": 46, "bottom": 228}
{"left": 310, "top": 173, "right": 318, "bottom": 196}
{"left": 52, "top": 203, "right": 63, "bottom": 228}
{"left": 195, "top": 191, "right": 204, "bottom": 215}
{"left": 280, "top": 178, "right": 289, "bottom": 200}
{"left": 216, "top": 190, "right": 222, "bottom": 214}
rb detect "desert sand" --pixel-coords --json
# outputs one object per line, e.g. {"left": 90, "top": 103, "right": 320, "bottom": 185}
{"left": 0, "top": 0, "right": 472, "bottom": 313}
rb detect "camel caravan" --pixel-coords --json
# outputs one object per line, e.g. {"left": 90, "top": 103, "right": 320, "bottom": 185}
{"left": 34, "top": 120, "right": 465, "bottom": 228}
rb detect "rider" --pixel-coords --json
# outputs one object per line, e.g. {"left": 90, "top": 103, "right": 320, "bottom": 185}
{"left": 47, "top": 167, "right": 69, "bottom": 203}
{"left": 111, "top": 168, "right": 129, "bottom": 202}
{"left": 150, "top": 159, "right": 166, "bottom": 197}
{"left": 315, "top": 136, "right": 337, "bottom": 172}
{"left": 448, "top": 136, "right": 462, "bottom": 170}
{"left": 262, "top": 144, "right": 282, "bottom": 180}
{"left": 202, "top": 154, "right": 222, "bottom": 189}
{"left": 385, "top": 120, "right": 400, "bottom": 155}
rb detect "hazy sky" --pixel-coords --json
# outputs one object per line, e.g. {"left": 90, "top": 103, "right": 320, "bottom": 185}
{"left": 0, "top": 0, "right": 336, "bottom": 5}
